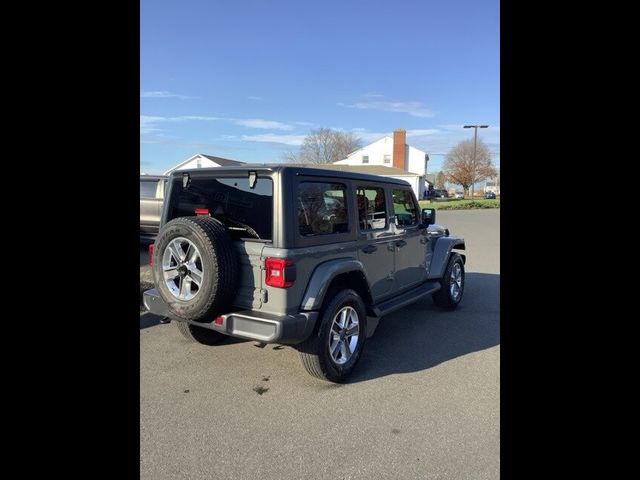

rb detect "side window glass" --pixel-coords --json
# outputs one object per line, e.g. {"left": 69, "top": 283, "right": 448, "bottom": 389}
{"left": 298, "top": 182, "right": 349, "bottom": 236}
{"left": 392, "top": 189, "right": 419, "bottom": 226}
{"left": 140, "top": 181, "right": 157, "bottom": 198}
{"left": 356, "top": 186, "right": 387, "bottom": 231}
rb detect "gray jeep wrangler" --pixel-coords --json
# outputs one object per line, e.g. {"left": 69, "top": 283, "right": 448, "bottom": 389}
{"left": 143, "top": 166, "right": 466, "bottom": 382}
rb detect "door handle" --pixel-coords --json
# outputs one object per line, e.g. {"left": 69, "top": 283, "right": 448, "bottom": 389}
{"left": 395, "top": 240, "right": 407, "bottom": 248}
{"left": 362, "top": 245, "right": 378, "bottom": 254}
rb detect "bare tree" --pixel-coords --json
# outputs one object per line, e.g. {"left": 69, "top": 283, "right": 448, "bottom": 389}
{"left": 284, "top": 128, "right": 362, "bottom": 164}
{"left": 435, "top": 171, "right": 446, "bottom": 189}
{"left": 444, "top": 139, "right": 497, "bottom": 196}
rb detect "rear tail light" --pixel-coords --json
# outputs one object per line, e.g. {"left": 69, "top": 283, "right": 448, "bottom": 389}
{"left": 265, "top": 258, "right": 295, "bottom": 288}
{"left": 194, "top": 208, "right": 210, "bottom": 215}
{"left": 148, "top": 244, "right": 155, "bottom": 266}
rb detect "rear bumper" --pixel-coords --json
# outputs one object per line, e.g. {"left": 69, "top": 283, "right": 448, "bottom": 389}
{"left": 142, "top": 288, "right": 318, "bottom": 344}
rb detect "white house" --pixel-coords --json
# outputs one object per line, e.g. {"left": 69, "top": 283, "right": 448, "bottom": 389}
{"left": 164, "top": 153, "right": 245, "bottom": 175}
{"left": 333, "top": 129, "right": 430, "bottom": 199}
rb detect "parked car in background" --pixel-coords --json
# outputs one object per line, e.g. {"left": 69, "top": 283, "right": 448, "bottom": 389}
{"left": 140, "top": 174, "right": 168, "bottom": 241}
{"left": 454, "top": 191, "right": 464, "bottom": 199}
{"left": 484, "top": 191, "right": 497, "bottom": 199}
{"left": 432, "top": 189, "right": 449, "bottom": 199}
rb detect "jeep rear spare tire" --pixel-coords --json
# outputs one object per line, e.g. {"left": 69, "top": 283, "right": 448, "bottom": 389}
{"left": 152, "top": 216, "right": 238, "bottom": 322}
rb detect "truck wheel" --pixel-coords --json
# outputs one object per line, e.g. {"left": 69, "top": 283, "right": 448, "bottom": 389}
{"left": 176, "top": 321, "right": 226, "bottom": 345}
{"left": 152, "top": 216, "right": 238, "bottom": 322}
{"left": 298, "top": 289, "right": 367, "bottom": 382}
{"left": 432, "top": 253, "right": 465, "bottom": 309}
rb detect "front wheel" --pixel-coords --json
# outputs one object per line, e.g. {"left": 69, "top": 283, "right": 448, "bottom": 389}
{"left": 432, "top": 253, "right": 465, "bottom": 309}
{"left": 297, "top": 289, "right": 367, "bottom": 382}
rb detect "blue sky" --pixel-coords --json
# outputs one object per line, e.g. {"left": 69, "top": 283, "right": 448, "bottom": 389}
{"left": 141, "top": 0, "right": 499, "bottom": 174}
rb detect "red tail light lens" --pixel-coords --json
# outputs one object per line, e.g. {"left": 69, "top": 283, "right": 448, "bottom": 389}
{"left": 148, "top": 244, "right": 155, "bottom": 266}
{"left": 194, "top": 208, "right": 210, "bottom": 215}
{"left": 265, "top": 258, "right": 295, "bottom": 288}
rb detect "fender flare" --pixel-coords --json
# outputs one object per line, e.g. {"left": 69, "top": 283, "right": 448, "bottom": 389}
{"left": 427, "top": 236, "right": 466, "bottom": 279}
{"left": 300, "top": 258, "right": 369, "bottom": 311}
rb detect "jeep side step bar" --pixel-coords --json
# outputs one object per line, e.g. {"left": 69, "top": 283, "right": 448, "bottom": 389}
{"left": 371, "top": 280, "right": 441, "bottom": 318}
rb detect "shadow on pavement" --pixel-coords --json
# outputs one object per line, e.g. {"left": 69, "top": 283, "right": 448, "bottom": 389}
{"left": 346, "top": 272, "right": 500, "bottom": 383}
{"left": 140, "top": 271, "right": 500, "bottom": 378}
{"left": 140, "top": 312, "right": 165, "bottom": 330}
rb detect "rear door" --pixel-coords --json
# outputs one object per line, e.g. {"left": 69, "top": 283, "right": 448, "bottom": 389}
{"left": 355, "top": 184, "right": 396, "bottom": 300}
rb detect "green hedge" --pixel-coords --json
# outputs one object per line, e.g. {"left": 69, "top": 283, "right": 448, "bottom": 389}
{"left": 418, "top": 198, "right": 500, "bottom": 210}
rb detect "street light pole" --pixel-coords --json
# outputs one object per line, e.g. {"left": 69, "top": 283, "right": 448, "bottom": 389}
{"left": 463, "top": 125, "right": 488, "bottom": 198}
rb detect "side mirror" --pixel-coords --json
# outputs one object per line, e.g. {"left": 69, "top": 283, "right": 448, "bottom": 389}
{"left": 422, "top": 208, "right": 436, "bottom": 225}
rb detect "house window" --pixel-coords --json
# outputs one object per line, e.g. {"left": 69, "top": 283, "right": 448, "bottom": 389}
{"left": 383, "top": 154, "right": 391, "bottom": 164}
{"left": 362, "top": 155, "right": 369, "bottom": 164}
{"left": 196, "top": 158, "right": 202, "bottom": 168}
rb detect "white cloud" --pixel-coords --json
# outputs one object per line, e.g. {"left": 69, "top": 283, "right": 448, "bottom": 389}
{"left": 295, "top": 121, "right": 315, "bottom": 126}
{"left": 175, "top": 116, "right": 221, "bottom": 121}
{"left": 234, "top": 118, "right": 293, "bottom": 130}
{"left": 349, "top": 128, "right": 440, "bottom": 143}
{"left": 339, "top": 100, "right": 436, "bottom": 118}
{"left": 140, "top": 115, "right": 167, "bottom": 134}
{"left": 140, "top": 114, "right": 296, "bottom": 135}
{"left": 360, "top": 92, "right": 384, "bottom": 98}
{"left": 407, "top": 129, "right": 439, "bottom": 136}
{"left": 139, "top": 115, "right": 221, "bottom": 135}
{"left": 241, "top": 133, "right": 307, "bottom": 146}
{"left": 140, "top": 91, "right": 198, "bottom": 100}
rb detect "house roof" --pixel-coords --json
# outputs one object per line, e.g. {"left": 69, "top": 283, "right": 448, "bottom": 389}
{"left": 199, "top": 154, "right": 245, "bottom": 166}
{"left": 164, "top": 153, "right": 245, "bottom": 175}
{"left": 305, "top": 164, "right": 419, "bottom": 177}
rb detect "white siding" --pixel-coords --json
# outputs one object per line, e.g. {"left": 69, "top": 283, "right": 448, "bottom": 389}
{"left": 407, "top": 145, "right": 428, "bottom": 176}
{"left": 334, "top": 135, "right": 428, "bottom": 199}
{"left": 335, "top": 136, "right": 428, "bottom": 176}
{"left": 387, "top": 176, "right": 418, "bottom": 195}
{"left": 335, "top": 137, "right": 394, "bottom": 167}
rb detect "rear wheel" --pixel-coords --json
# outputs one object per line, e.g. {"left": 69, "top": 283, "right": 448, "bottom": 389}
{"left": 298, "top": 289, "right": 367, "bottom": 382}
{"left": 176, "top": 321, "right": 226, "bottom": 345}
{"left": 432, "top": 253, "right": 465, "bottom": 309}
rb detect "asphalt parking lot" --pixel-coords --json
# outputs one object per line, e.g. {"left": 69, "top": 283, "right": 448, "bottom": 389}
{"left": 140, "top": 209, "right": 500, "bottom": 479}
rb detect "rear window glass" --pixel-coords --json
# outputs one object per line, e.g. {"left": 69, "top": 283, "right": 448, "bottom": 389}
{"left": 140, "top": 181, "right": 157, "bottom": 198}
{"left": 167, "top": 176, "right": 273, "bottom": 240}
{"left": 298, "top": 182, "right": 348, "bottom": 236}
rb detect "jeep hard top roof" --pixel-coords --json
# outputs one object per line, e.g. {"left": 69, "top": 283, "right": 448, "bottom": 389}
{"left": 169, "top": 164, "right": 413, "bottom": 187}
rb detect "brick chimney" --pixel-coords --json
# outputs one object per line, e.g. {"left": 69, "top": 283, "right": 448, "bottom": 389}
{"left": 393, "top": 129, "right": 406, "bottom": 171}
